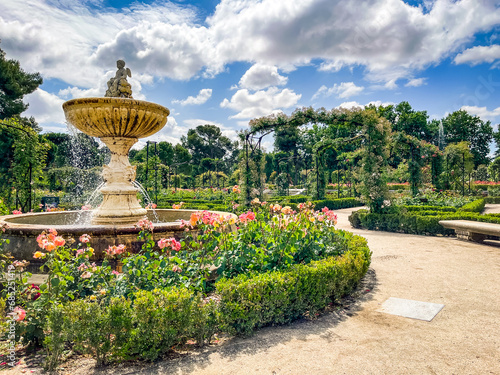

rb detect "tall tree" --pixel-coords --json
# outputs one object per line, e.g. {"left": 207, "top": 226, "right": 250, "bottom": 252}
{"left": 0, "top": 46, "right": 43, "bottom": 120}
{"left": 442, "top": 110, "right": 493, "bottom": 166}
{"left": 182, "top": 124, "right": 235, "bottom": 174}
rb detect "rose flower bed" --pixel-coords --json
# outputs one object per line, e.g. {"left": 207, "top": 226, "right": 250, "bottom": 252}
{"left": 0, "top": 200, "right": 371, "bottom": 369}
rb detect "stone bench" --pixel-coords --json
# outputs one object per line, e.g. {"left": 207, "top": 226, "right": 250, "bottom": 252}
{"left": 439, "top": 220, "right": 500, "bottom": 243}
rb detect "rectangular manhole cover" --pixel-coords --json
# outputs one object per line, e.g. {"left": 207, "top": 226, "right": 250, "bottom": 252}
{"left": 377, "top": 297, "right": 444, "bottom": 321}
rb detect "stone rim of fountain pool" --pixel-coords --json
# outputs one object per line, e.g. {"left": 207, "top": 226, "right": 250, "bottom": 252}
{"left": 1, "top": 209, "right": 236, "bottom": 260}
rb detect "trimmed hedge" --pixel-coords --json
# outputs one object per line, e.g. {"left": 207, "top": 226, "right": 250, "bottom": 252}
{"left": 45, "top": 230, "right": 371, "bottom": 365}
{"left": 457, "top": 198, "right": 485, "bottom": 213}
{"left": 267, "top": 195, "right": 310, "bottom": 203}
{"left": 312, "top": 198, "right": 363, "bottom": 211}
{"left": 403, "top": 205, "right": 457, "bottom": 212}
{"left": 349, "top": 199, "right": 499, "bottom": 236}
{"left": 484, "top": 196, "right": 500, "bottom": 204}
{"left": 217, "top": 230, "right": 370, "bottom": 335}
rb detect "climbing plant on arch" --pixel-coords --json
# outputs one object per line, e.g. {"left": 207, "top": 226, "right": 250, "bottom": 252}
{"left": 243, "top": 107, "right": 392, "bottom": 212}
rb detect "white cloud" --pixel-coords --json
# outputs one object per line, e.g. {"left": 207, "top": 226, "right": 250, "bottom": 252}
{"left": 172, "top": 89, "right": 213, "bottom": 105}
{"left": 183, "top": 119, "right": 239, "bottom": 141}
{"left": 2, "top": 0, "right": 499, "bottom": 91}
{"left": 405, "top": 78, "right": 427, "bottom": 87}
{"left": 312, "top": 82, "right": 364, "bottom": 100}
{"left": 454, "top": 45, "right": 500, "bottom": 66}
{"left": 239, "top": 64, "right": 288, "bottom": 90}
{"left": 461, "top": 105, "right": 500, "bottom": 122}
{"left": 338, "top": 100, "right": 395, "bottom": 109}
{"left": 23, "top": 89, "right": 66, "bottom": 124}
{"left": 220, "top": 87, "right": 301, "bottom": 119}
{"left": 338, "top": 101, "right": 364, "bottom": 109}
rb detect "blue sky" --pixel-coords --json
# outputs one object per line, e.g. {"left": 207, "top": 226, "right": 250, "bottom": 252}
{"left": 1, "top": 0, "right": 499, "bottom": 150}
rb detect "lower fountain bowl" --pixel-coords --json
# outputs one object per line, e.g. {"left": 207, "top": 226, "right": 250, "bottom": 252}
{"left": 0, "top": 209, "right": 235, "bottom": 260}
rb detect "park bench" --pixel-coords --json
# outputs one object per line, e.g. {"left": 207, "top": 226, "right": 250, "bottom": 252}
{"left": 439, "top": 220, "right": 500, "bottom": 243}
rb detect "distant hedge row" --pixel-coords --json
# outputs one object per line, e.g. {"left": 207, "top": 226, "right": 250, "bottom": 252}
{"left": 348, "top": 198, "right": 497, "bottom": 236}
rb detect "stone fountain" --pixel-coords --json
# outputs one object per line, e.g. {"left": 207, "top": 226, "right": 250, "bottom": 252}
{"left": 63, "top": 61, "right": 169, "bottom": 225}
{"left": 0, "top": 61, "right": 234, "bottom": 260}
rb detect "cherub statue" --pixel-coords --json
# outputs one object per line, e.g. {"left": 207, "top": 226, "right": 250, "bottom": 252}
{"left": 105, "top": 60, "right": 133, "bottom": 98}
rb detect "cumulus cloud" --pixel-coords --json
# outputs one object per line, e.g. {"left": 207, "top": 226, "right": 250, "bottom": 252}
{"left": 220, "top": 87, "right": 301, "bottom": 119}
{"left": 405, "top": 78, "right": 427, "bottom": 87}
{"left": 2, "top": 0, "right": 499, "bottom": 89}
{"left": 23, "top": 89, "right": 66, "bottom": 124}
{"left": 183, "top": 119, "right": 239, "bottom": 140}
{"left": 312, "top": 82, "right": 364, "bottom": 100}
{"left": 0, "top": 0, "right": 200, "bottom": 86}
{"left": 454, "top": 45, "right": 500, "bottom": 66}
{"left": 239, "top": 64, "right": 288, "bottom": 90}
{"left": 338, "top": 100, "right": 395, "bottom": 109}
{"left": 172, "top": 89, "right": 213, "bottom": 105}
{"left": 461, "top": 105, "right": 500, "bottom": 121}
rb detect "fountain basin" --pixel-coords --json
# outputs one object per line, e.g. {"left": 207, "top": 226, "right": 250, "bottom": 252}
{"left": 62, "top": 97, "right": 170, "bottom": 138}
{"left": 1, "top": 209, "right": 236, "bottom": 260}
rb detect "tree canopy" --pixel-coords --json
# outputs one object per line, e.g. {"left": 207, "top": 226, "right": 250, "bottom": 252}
{"left": 0, "top": 46, "right": 42, "bottom": 120}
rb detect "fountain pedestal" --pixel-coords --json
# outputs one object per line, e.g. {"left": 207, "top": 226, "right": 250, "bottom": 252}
{"left": 62, "top": 97, "right": 170, "bottom": 226}
{"left": 92, "top": 137, "right": 146, "bottom": 225}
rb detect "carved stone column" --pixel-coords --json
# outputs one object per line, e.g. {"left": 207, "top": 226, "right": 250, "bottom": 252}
{"left": 91, "top": 137, "right": 147, "bottom": 225}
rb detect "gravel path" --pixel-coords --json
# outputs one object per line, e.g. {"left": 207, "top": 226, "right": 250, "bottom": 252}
{"left": 6, "top": 207, "right": 500, "bottom": 374}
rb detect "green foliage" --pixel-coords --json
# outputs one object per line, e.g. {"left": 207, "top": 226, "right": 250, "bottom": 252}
{"left": 0, "top": 46, "right": 43, "bottom": 119}
{"left": 217, "top": 230, "right": 371, "bottom": 335}
{"left": 349, "top": 199, "right": 489, "bottom": 236}
{"left": 443, "top": 142, "right": 474, "bottom": 192}
{"left": 484, "top": 196, "right": 500, "bottom": 204}
{"left": 442, "top": 109, "right": 493, "bottom": 166}
{"left": 392, "top": 189, "right": 473, "bottom": 208}
{"left": 44, "top": 230, "right": 370, "bottom": 365}
{"left": 357, "top": 110, "right": 391, "bottom": 213}
{"left": 0, "top": 118, "right": 48, "bottom": 211}
{"left": 403, "top": 205, "right": 457, "bottom": 212}
{"left": 457, "top": 198, "right": 485, "bottom": 213}
{"left": 488, "top": 156, "right": 500, "bottom": 182}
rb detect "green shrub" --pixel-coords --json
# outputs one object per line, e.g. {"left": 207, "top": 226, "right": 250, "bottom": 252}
{"left": 44, "top": 229, "right": 371, "bottom": 363}
{"left": 268, "top": 195, "right": 310, "bottom": 203}
{"left": 484, "top": 196, "right": 500, "bottom": 204}
{"left": 312, "top": 198, "right": 363, "bottom": 211}
{"left": 216, "top": 230, "right": 371, "bottom": 336}
{"left": 403, "top": 205, "right": 457, "bottom": 212}
{"left": 349, "top": 207, "right": 500, "bottom": 236}
{"left": 128, "top": 288, "right": 196, "bottom": 361}
{"left": 457, "top": 198, "right": 485, "bottom": 213}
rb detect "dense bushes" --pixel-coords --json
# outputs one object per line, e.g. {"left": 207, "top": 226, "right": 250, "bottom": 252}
{"left": 217, "top": 230, "right": 370, "bottom": 335}
{"left": 457, "top": 198, "right": 486, "bottom": 213}
{"left": 44, "top": 230, "right": 371, "bottom": 365}
{"left": 5, "top": 202, "right": 371, "bottom": 368}
{"left": 157, "top": 196, "right": 363, "bottom": 214}
{"left": 349, "top": 199, "right": 493, "bottom": 236}
{"left": 484, "top": 196, "right": 500, "bottom": 204}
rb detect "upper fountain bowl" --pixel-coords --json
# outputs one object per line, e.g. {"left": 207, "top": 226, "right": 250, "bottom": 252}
{"left": 63, "top": 97, "right": 170, "bottom": 139}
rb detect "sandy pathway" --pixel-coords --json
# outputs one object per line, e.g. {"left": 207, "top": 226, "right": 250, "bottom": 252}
{"left": 7, "top": 207, "right": 500, "bottom": 374}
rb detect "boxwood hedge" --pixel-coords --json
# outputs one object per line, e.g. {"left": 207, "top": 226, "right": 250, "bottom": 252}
{"left": 44, "top": 229, "right": 371, "bottom": 365}
{"left": 348, "top": 198, "right": 498, "bottom": 236}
